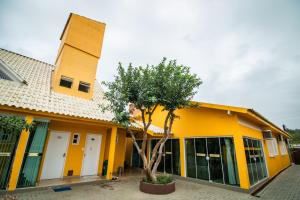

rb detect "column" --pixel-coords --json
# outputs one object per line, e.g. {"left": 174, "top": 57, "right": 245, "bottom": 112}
{"left": 8, "top": 116, "right": 33, "bottom": 191}
{"left": 234, "top": 134, "right": 250, "bottom": 189}
{"left": 179, "top": 137, "right": 186, "bottom": 177}
{"left": 106, "top": 126, "right": 117, "bottom": 180}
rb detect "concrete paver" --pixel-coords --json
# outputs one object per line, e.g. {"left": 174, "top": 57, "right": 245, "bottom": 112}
{"left": 2, "top": 177, "right": 253, "bottom": 200}
{"left": 257, "top": 165, "right": 300, "bottom": 200}
{"left": 2, "top": 165, "right": 299, "bottom": 200}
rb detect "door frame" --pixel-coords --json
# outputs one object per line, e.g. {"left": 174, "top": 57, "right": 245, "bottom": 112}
{"left": 185, "top": 136, "right": 230, "bottom": 184}
{"left": 40, "top": 130, "right": 71, "bottom": 180}
{"left": 80, "top": 133, "right": 102, "bottom": 176}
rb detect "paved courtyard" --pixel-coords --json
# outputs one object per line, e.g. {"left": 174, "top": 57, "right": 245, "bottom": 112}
{"left": 256, "top": 165, "right": 300, "bottom": 200}
{"left": 1, "top": 165, "right": 299, "bottom": 200}
{"left": 2, "top": 177, "right": 253, "bottom": 200}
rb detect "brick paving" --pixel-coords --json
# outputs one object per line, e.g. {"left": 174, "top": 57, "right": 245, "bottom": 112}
{"left": 1, "top": 166, "right": 299, "bottom": 200}
{"left": 1, "top": 177, "right": 253, "bottom": 200}
{"left": 257, "top": 165, "right": 300, "bottom": 200}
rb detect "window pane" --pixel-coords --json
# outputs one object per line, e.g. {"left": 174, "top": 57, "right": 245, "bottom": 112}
{"left": 258, "top": 141, "right": 268, "bottom": 178}
{"left": 59, "top": 76, "right": 73, "bottom": 88}
{"left": 172, "top": 139, "right": 180, "bottom": 175}
{"left": 78, "top": 82, "right": 90, "bottom": 93}
{"left": 249, "top": 139, "right": 259, "bottom": 184}
{"left": 207, "top": 138, "right": 223, "bottom": 184}
{"left": 244, "top": 138, "right": 268, "bottom": 186}
{"left": 186, "top": 138, "right": 196, "bottom": 178}
{"left": 220, "top": 138, "right": 240, "bottom": 186}
{"left": 195, "top": 138, "right": 209, "bottom": 180}
{"left": 165, "top": 140, "right": 172, "bottom": 174}
{"left": 244, "top": 138, "right": 255, "bottom": 185}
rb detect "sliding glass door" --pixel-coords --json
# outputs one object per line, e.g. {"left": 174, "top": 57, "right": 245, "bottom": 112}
{"left": 150, "top": 139, "right": 180, "bottom": 175}
{"left": 185, "top": 137, "right": 240, "bottom": 186}
{"left": 243, "top": 137, "right": 267, "bottom": 186}
{"left": 132, "top": 140, "right": 143, "bottom": 168}
{"left": 207, "top": 138, "right": 223, "bottom": 183}
{"left": 186, "top": 139, "right": 196, "bottom": 178}
{"left": 195, "top": 138, "right": 209, "bottom": 180}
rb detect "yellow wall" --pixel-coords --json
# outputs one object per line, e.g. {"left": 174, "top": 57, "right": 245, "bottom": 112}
{"left": 52, "top": 13, "right": 106, "bottom": 99}
{"left": 149, "top": 106, "right": 291, "bottom": 189}
{"left": 238, "top": 122, "right": 291, "bottom": 180}
{"left": 263, "top": 132, "right": 290, "bottom": 178}
{"left": 52, "top": 45, "right": 99, "bottom": 99}
{"left": 40, "top": 120, "right": 108, "bottom": 178}
{"left": 152, "top": 106, "right": 239, "bottom": 137}
{"left": 112, "top": 129, "right": 127, "bottom": 173}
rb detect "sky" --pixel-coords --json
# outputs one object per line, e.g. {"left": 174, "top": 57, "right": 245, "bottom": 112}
{"left": 0, "top": 0, "right": 299, "bottom": 129}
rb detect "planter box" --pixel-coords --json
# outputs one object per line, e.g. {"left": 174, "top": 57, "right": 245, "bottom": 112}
{"left": 139, "top": 180, "right": 175, "bottom": 195}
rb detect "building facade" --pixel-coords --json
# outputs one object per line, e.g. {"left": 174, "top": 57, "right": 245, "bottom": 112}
{"left": 0, "top": 13, "right": 290, "bottom": 192}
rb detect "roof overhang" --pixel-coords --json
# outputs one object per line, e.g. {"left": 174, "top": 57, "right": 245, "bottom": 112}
{"left": 192, "top": 101, "right": 290, "bottom": 138}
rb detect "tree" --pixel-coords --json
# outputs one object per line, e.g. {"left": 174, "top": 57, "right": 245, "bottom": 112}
{"left": 102, "top": 58, "right": 201, "bottom": 182}
{"left": 285, "top": 127, "right": 300, "bottom": 144}
{"left": 0, "top": 116, "right": 32, "bottom": 134}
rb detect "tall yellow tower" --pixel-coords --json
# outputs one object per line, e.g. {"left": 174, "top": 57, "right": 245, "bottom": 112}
{"left": 52, "top": 13, "right": 106, "bottom": 99}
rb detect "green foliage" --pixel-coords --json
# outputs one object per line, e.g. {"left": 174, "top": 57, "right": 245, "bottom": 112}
{"left": 0, "top": 116, "right": 33, "bottom": 134}
{"left": 102, "top": 58, "right": 202, "bottom": 127}
{"left": 286, "top": 128, "right": 300, "bottom": 144}
{"left": 143, "top": 174, "right": 173, "bottom": 184}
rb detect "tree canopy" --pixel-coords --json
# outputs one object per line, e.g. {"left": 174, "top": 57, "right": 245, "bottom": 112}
{"left": 102, "top": 58, "right": 201, "bottom": 182}
{"left": 102, "top": 58, "right": 202, "bottom": 127}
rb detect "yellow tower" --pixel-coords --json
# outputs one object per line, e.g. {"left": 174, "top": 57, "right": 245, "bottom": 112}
{"left": 52, "top": 13, "right": 106, "bottom": 99}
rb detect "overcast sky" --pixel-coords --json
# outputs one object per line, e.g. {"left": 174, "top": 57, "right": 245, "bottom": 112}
{"left": 0, "top": 0, "right": 299, "bottom": 129}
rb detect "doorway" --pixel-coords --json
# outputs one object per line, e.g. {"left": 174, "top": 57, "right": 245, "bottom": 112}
{"left": 41, "top": 131, "right": 70, "bottom": 180}
{"left": 185, "top": 137, "right": 240, "bottom": 186}
{"left": 81, "top": 134, "right": 102, "bottom": 176}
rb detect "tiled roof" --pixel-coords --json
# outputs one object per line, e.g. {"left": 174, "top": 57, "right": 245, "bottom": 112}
{"left": 0, "top": 48, "right": 164, "bottom": 134}
{"left": 0, "top": 48, "right": 114, "bottom": 121}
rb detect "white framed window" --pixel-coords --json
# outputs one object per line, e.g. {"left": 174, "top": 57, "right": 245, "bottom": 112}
{"left": 72, "top": 133, "right": 80, "bottom": 145}
{"left": 279, "top": 141, "right": 288, "bottom": 155}
{"left": 266, "top": 138, "right": 279, "bottom": 157}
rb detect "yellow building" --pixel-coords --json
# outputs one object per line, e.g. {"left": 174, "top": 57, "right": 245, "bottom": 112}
{"left": 0, "top": 13, "right": 291, "bottom": 193}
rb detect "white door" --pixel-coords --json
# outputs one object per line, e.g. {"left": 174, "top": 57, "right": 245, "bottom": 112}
{"left": 81, "top": 134, "right": 102, "bottom": 176}
{"left": 41, "top": 131, "right": 70, "bottom": 180}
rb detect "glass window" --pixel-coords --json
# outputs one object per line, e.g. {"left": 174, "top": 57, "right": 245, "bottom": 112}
{"left": 266, "top": 138, "right": 279, "bottom": 157}
{"left": 279, "top": 141, "right": 287, "bottom": 155}
{"left": 172, "top": 139, "right": 180, "bottom": 175}
{"left": 195, "top": 138, "right": 209, "bottom": 180}
{"left": 149, "top": 139, "right": 180, "bottom": 175}
{"left": 243, "top": 137, "right": 267, "bottom": 186}
{"left": 220, "top": 138, "right": 240, "bottom": 186}
{"left": 59, "top": 76, "right": 73, "bottom": 88}
{"left": 132, "top": 140, "right": 143, "bottom": 168}
{"left": 78, "top": 81, "right": 90, "bottom": 93}
{"left": 185, "top": 137, "right": 239, "bottom": 186}
{"left": 207, "top": 138, "right": 223, "bottom": 184}
{"left": 72, "top": 133, "right": 80, "bottom": 145}
{"left": 185, "top": 138, "right": 196, "bottom": 178}
{"left": 244, "top": 138, "right": 255, "bottom": 185}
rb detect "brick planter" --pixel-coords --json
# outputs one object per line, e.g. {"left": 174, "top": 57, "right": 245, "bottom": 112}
{"left": 139, "top": 180, "right": 175, "bottom": 195}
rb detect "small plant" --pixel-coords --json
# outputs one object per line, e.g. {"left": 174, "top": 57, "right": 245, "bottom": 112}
{"left": 143, "top": 174, "right": 173, "bottom": 185}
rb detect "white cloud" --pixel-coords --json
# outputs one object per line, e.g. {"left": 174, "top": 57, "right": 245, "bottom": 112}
{"left": 0, "top": 0, "right": 299, "bottom": 128}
